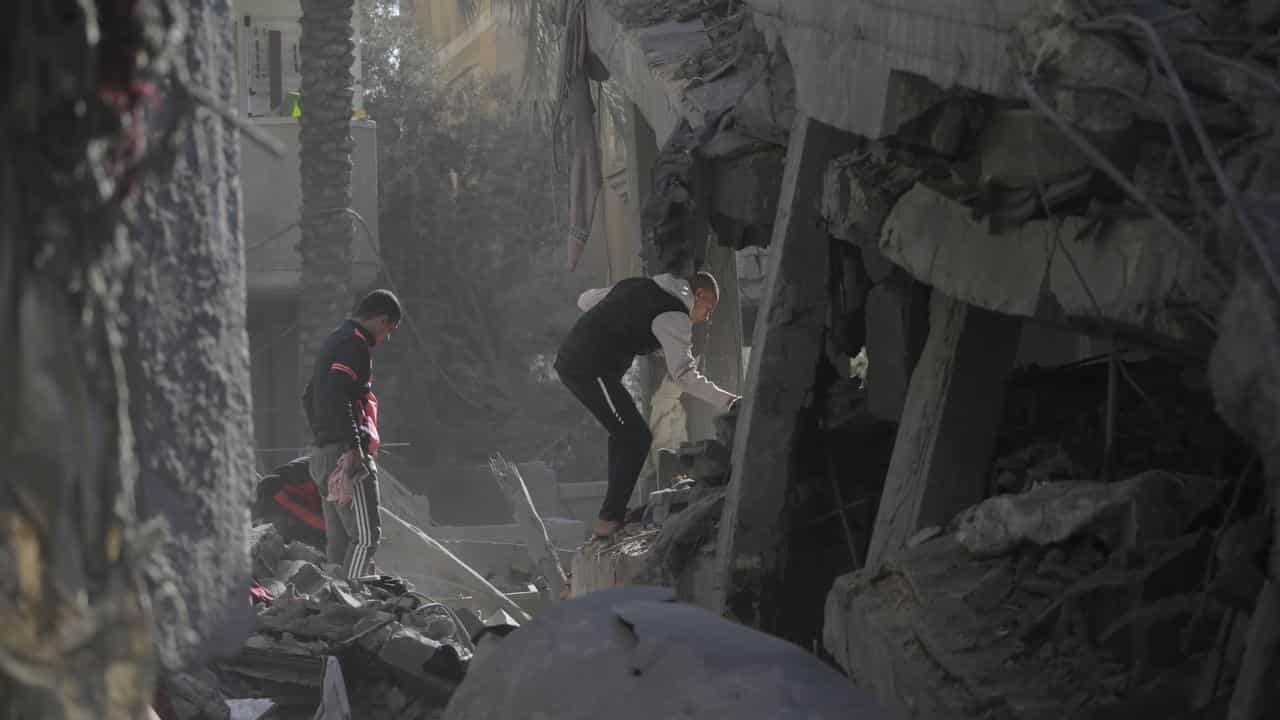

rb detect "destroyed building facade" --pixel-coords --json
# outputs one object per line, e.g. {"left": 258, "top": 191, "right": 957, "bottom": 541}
{"left": 567, "top": 1, "right": 1280, "bottom": 717}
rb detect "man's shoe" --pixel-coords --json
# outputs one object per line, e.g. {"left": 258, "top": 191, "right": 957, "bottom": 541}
{"left": 592, "top": 518, "right": 623, "bottom": 540}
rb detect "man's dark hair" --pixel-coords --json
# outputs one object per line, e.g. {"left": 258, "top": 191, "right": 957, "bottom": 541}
{"left": 355, "top": 289, "right": 402, "bottom": 323}
{"left": 689, "top": 271, "right": 720, "bottom": 298}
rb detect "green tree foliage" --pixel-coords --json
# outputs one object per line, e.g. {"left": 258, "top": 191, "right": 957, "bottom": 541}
{"left": 359, "top": 0, "right": 605, "bottom": 476}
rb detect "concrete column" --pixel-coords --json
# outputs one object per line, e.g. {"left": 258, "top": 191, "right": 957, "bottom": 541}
{"left": 865, "top": 291, "right": 1023, "bottom": 569}
{"left": 622, "top": 101, "right": 658, "bottom": 272}
{"left": 711, "top": 115, "right": 858, "bottom": 625}
{"left": 622, "top": 102, "right": 660, "bottom": 425}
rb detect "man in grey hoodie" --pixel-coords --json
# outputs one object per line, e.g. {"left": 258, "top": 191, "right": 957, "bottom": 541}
{"left": 555, "top": 271, "right": 741, "bottom": 539}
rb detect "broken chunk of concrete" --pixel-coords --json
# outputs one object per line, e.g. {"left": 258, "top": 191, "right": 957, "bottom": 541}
{"left": 954, "top": 471, "right": 1226, "bottom": 557}
{"left": 879, "top": 183, "right": 1221, "bottom": 349}
{"left": 822, "top": 148, "right": 922, "bottom": 246}
{"left": 444, "top": 587, "right": 887, "bottom": 720}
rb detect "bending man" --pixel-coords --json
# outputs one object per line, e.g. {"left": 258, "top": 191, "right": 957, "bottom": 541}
{"left": 555, "top": 272, "right": 740, "bottom": 539}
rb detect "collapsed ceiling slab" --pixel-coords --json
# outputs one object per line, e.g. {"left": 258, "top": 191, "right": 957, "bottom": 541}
{"left": 744, "top": 0, "right": 1037, "bottom": 137}
{"left": 875, "top": 183, "right": 1223, "bottom": 352}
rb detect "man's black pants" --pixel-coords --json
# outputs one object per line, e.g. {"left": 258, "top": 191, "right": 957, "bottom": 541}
{"left": 559, "top": 370, "right": 652, "bottom": 522}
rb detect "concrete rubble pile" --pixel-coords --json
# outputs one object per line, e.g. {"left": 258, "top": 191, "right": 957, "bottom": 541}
{"left": 571, "top": 410, "right": 740, "bottom": 597}
{"left": 163, "top": 524, "right": 509, "bottom": 720}
{"left": 822, "top": 349, "right": 1274, "bottom": 718}
{"left": 825, "top": 465, "right": 1268, "bottom": 719}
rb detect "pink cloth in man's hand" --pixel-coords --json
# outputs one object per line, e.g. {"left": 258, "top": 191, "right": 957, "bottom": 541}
{"left": 326, "top": 450, "right": 366, "bottom": 506}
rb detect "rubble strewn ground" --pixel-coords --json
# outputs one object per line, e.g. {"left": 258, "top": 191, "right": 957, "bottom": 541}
{"left": 162, "top": 524, "right": 490, "bottom": 720}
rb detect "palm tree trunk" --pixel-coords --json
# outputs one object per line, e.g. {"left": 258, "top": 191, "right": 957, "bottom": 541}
{"left": 298, "top": 0, "right": 358, "bottom": 377}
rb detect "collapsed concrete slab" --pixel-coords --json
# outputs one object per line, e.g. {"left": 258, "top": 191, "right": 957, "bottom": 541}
{"left": 745, "top": 0, "right": 1036, "bottom": 138}
{"left": 878, "top": 183, "right": 1222, "bottom": 352}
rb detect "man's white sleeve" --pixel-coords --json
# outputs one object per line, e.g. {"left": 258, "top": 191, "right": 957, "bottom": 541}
{"left": 577, "top": 286, "right": 612, "bottom": 312}
{"left": 651, "top": 311, "right": 739, "bottom": 413}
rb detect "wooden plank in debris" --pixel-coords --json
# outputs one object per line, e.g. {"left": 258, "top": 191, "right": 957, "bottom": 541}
{"left": 489, "top": 454, "right": 569, "bottom": 603}
{"left": 711, "top": 114, "right": 860, "bottom": 624}
{"left": 865, "top": 291, "right": 1023, "bottom": 569}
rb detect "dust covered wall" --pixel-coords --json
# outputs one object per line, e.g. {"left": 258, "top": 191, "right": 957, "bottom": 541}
{"left": 121, "top": 0, "right": 257, "bottom": 668}
{"left": 1, "top": 0, "right": 253, "bottom": 715}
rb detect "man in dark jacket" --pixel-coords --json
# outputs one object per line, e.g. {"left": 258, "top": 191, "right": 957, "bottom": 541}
{"left": 556, "top": 272, "right": 740, "bottom": 539}
{"left": 304, "top": 289, "right": 401, "bottom": 579}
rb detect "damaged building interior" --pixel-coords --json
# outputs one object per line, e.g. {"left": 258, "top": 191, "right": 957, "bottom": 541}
{"left": 3, "top": 0, "right": 1280, "bottom": 719}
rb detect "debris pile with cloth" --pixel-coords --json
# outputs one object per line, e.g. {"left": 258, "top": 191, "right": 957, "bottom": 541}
{"left": 161, "top": 524, "right": 513, "bottom": 720}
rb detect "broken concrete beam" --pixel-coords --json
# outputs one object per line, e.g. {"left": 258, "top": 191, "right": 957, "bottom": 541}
{"left": 879, "top": 183, "right": 1221, "bottom": 351}
{"left": 744, "top": 0, "right": 1031, "bottom": 137}
{"left": 713, "top": 115, "right": 859, "bottom": 625}
{"left": 864, "top": 269, "right": 931, "bottom": 423}
{"left": 866, "top": 292, "right": 1022, "bottom": 568}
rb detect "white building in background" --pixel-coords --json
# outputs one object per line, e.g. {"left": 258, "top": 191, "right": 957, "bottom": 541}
{"left": 232, "top": 0, "right": 381, "bottom": 466}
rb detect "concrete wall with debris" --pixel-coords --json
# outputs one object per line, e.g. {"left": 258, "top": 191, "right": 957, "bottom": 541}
{"left": 575, "top": 0, "right": 1280, "bottom": 717}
